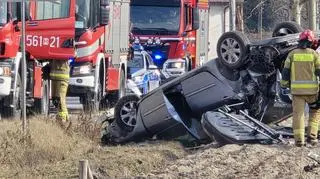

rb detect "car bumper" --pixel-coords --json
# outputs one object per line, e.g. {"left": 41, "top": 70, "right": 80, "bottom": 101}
{"left": 0, "top": 76, "right": 12, "bottom": 96}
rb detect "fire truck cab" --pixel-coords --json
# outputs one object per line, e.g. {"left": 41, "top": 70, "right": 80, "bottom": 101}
{"left": 130, "top": 0, "right": 209, "bottom": 79}
{"left": 25, "top": 0, "right": 130, "bottom": 112}
{"left": 0, "top": 2, "right": 49, "bottom": 118}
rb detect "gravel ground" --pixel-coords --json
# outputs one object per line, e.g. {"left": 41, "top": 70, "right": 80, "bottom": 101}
{"left": 142, "top": 143, "right": 320, "bottom": 179}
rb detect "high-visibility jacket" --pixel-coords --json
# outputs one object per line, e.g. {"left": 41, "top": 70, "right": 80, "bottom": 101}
{"left": 281, "top": 48, "right": 320, "bottom": 95}
{"left": 49, "top": 60, "right": 70, "bottom": 81}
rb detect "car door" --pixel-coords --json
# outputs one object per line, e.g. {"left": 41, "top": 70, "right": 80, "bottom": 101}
{"left": 26, "top": 0, "right": 75, "bottom": 60}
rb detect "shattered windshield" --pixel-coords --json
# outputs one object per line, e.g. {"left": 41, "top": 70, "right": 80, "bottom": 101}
{"left": 76, "top": 0, "right": 90, "bottom": 29}
{"left": 131, "top": 6, "right": 181, "bottom": 35}
{"left": 0, "top": 3, "right": 7, "bottom": 26}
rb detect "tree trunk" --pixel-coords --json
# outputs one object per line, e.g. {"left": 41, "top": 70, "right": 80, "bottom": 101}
{"left": 308, "top": 0, "right": 317, "bottom": 31}
{"left": 292, "top": 0, "right": 302, "bottom": 24}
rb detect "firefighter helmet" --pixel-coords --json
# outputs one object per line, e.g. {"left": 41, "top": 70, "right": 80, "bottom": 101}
{"left": 299, "top": 29, "right": 315, "bottom": 42}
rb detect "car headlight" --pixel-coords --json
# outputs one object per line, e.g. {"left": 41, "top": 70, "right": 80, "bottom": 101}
{"left": 0, "top": 66, "right": 11, "bottom": 76}
{"left": 72, "top": 63, "right": 92, "bottom": 75}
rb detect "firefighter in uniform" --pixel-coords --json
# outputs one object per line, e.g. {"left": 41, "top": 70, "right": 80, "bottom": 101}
{"left": 280, "top": 29, "right": 320, "bottom": 147}
{"left": 42, "top": 60, "right": 71, "bottom": 129}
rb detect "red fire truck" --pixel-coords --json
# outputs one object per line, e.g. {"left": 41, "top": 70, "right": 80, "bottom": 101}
{"left": 25, "top": 0, "right": 130, "bottom": 111}
{"left": 0, "top": 1, "right": 50, "bottom": 118}
{"left": 130, "top": 0, "right": 209, "bottom": 79}
{"left": 0, "top": 0, "right": 130, "bottom": 118}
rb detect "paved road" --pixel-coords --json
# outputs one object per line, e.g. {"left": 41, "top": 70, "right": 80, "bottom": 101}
{"left": 66, "top": 97, "right": 83, "bottom": 111}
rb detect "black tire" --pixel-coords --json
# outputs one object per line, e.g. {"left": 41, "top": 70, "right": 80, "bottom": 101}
{"left": 217, "top": 31, "right": 250, "bottom": 69}
{"left": 114, "top": 94, "right": 140, "bottom": 132}
{"left": 2, "top": 73, "right": 22, "bottom": 119}
{"left": 34, "top": 79, "right": 49, "bottom": 116}
{"left": 272, "top": 21, "right": 303, "bottom": 37}
{"left": 82, "top": 82, "right": 102, "bottom": 113}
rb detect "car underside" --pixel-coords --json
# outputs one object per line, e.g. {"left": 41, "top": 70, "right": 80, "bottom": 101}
{"left": 101, "top": 21, "right": 318, "bottom": 146}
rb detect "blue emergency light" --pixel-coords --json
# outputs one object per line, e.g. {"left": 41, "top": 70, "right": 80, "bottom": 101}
{"left": 68, "top": 57, "right": 75, "bottom": 65}
{"left": 154, "top": 54, "right": 162, "bottom": 60}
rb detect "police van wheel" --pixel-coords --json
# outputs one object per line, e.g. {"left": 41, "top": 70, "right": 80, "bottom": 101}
{"left": 2, "top": 73, "right": 22, "bottom": 119}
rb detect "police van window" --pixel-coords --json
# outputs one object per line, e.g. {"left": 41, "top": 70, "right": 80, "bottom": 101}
{"left": 36, "top": 0, "right": 70, "bottom": 20}
{"left": 128, "top": 53, "right": 144, "bottom": 68}
{"left": 146, "top": 55, "right": 154, "bottom": 66}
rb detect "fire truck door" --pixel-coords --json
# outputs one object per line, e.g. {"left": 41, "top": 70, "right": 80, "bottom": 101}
{"left": 26, "top": 0, "right": 75, "bottom": 60}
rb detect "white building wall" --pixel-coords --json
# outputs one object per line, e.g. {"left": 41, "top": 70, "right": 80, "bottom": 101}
{"left": 208, "top": 3, "right": 229, "bottom": 60}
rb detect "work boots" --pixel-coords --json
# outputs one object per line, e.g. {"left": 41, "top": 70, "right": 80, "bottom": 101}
{"left": 295, "top": 141, "right": 306, "bottom": 147}
{"left": 306, "top": 137, "right": 318, "bottom": 147}
{"left": 56, "top": 118, "right": 72, "bottom": 131}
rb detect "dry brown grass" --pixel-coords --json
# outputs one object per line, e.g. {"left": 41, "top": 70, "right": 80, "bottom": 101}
{"left": 0, "top": 116, "right": 186, "bottom": 178}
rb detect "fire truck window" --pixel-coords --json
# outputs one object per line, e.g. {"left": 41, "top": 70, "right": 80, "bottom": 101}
{"left": 76, "top": 0, "right": 90, "bottom": 28}
{"left": 90, "top": 0, "right": 100, "bottom": 28}
{"left": 0, "top": 2, "right": 7, "bottom": 25}
{"left": 36, "top": 0, "right": 70, "bottom": 20}
{"left": 131, "top": 5, "right": 181, "bottom": 35}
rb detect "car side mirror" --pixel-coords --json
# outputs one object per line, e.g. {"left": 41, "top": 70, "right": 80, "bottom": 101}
{"left": 100, "top": 0, "right": 110, "bottom": 25}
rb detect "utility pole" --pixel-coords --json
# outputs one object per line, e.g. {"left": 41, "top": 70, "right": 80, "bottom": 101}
{"left": 230, "top": 0, "right": 236, "bottom": 31}
{"left": 21, "top": 0, "right": 28, "bottom": 135}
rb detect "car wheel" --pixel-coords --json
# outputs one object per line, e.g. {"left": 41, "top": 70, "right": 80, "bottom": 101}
{"left": 272, "top": 21, "right": 303, "bottom": 37}
{"left": 2, "top": 73, "right": 22, "bottom": 119}
{"left": 115, "top": 94, "right": 140, "bottom": 132}
{"left": 217, "top": 31, "right": 250, "bottom": 69}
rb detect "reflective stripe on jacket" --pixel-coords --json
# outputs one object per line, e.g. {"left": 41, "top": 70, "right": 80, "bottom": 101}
{"left": 49, "top": 60, "right": 70, "bottom": 81}
{"left": 282, "top": 48, "right": 320, "bottom": 95}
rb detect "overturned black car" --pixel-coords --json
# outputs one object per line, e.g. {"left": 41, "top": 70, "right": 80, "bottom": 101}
{"left": 102, "top": 22, "right": 315, "bottom": 145}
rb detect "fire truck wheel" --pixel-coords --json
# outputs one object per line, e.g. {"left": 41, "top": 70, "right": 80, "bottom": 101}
{"left": 82, "top": 82, "right": 103, "bottom": 112}
{"left": 34, "top": 79, "right": 49, "bottom": 115}
{"left": 217, "top": 31, "right": 250, "bottom": 69}
{"left": 2, "top": 73, "right": 22, "bottom": 119}
{"left": 115, "top": 94, "right": 140, "bottom": 132}
{"left": 272, "top": 21, "right": 303, "bottom": 37}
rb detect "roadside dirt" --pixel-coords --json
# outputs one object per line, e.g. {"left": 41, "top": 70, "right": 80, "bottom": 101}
{"left": 1, "top": 116, "right": 320, "bottom": 179}
{"left": 145, "top": 144, "right": 320, "bottom": 179}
